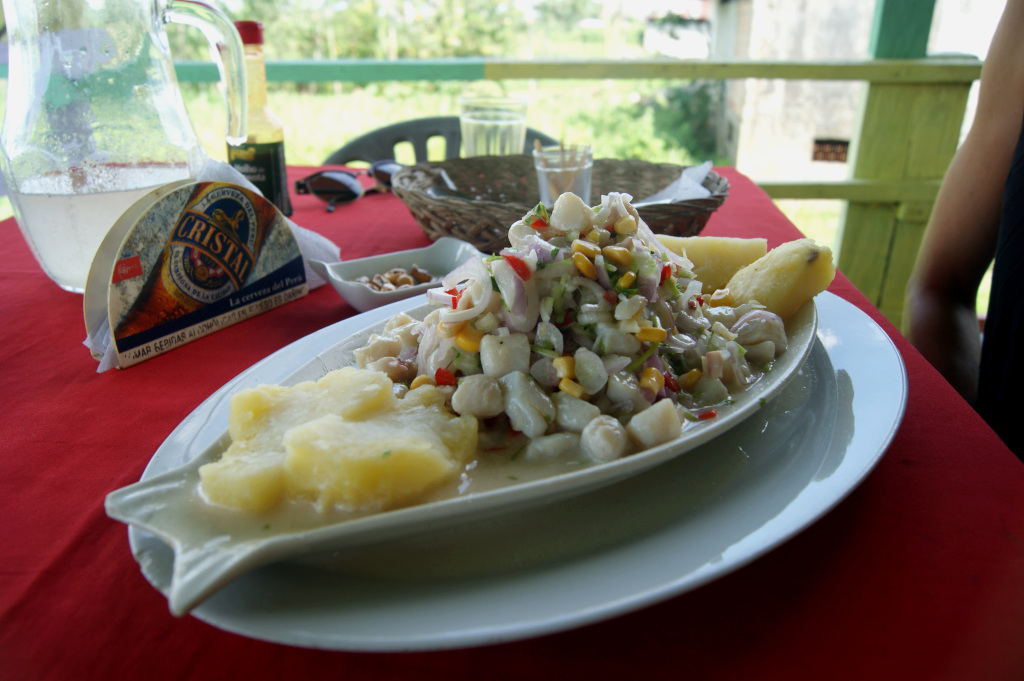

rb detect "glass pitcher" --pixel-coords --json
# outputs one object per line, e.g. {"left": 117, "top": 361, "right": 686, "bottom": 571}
{"left": 0, "top": 0, "right": 246, "bottom": 292}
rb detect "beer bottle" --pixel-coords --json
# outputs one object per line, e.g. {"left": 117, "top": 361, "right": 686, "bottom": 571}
{"left": 113, "top": 182, "right": 277, "bottom": 340}
{"left": 227, "top": 21, "right": 293, "bottom": 216}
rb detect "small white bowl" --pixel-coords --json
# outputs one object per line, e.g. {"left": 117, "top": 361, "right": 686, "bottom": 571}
{"left": 309, "top": 237, "right": 484, "bottom": 312}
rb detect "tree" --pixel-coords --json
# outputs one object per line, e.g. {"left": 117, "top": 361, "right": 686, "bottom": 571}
{"left": 165, "top": 0, "right": 526, "bottom": 61}
{"left": 534, "top": 0, "right": 602, "bottom": 31}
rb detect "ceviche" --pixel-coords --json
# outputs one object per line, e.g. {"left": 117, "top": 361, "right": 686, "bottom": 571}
{"left": 354, "top": 192, "right": 795, "bottom": 464}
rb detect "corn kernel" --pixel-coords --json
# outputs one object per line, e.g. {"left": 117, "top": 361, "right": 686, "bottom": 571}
{"left": 410, "top": 374, "right": 435, "bottom": 389}
{"left": 613, "top": 215, "right": 638, "bottom": 235}
{"left": 640, "top": 367, "right": 665, "bottom": 393}
{"left": 455, "top": 325, "right": 484, "bottom": 353}
{"left": 635, "top": 326, "right": 668, "bottom": 343}
{"left": 709, "top": 288, "right": 735, "bottom": 307}
{"left": 571, "top": 239, "right": 602, "bottom": 259}
{"left": 552, "top": 355, "right": 576, "bottom": 379}
{"left": 572, "top": 252, "right": 598, "bottom": 280}
{"left": 680, "top": 368, "right": 702, "bottom": 390}
{"left": 558, "top": 377, "right": 587, "bottom": 399}
{"left": 602, "top": 245, "right": 633, "bottom": 268}
{"left": 438, "top": 320, "right": 466, "bottom": 337}
{"left": 617, "top": 270, "right": 637, "bottom": 289}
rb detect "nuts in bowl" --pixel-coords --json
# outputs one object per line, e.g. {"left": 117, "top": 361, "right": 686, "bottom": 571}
{"left": 352, "top": 265, "right": 439, "bottom": 292}
{"left": 309, "top": 237, "right": 484, "bottom": 312}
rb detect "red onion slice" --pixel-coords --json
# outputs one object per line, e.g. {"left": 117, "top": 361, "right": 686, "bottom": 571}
{"left": 492, "top": 258, "right": 539, "bottom": 332}
{"left": 437, "top": 256, "right": 495, "bottom": 323}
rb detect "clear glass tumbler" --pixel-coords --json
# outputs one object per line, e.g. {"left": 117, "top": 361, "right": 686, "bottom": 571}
{"left": 533, "top": 144, "right": 594, "bottom": 207}
{"left": 459, "top": 97, "right": 528, "bottom": 157}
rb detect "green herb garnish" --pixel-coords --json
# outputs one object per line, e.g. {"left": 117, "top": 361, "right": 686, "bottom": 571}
{"left": 627, "top": 343, "right": 659, "bottom": 372}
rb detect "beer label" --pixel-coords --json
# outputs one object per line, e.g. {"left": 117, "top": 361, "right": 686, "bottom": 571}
{"left": 94, "top": 181, "right": 309, "bottom": 368}
{"left": 167, "top": 184, "right": 260, "bottom": 305}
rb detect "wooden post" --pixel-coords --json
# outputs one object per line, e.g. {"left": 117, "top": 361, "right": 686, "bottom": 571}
{"left": 869, "top": 0, "right": 936, "bottom": 58}
{"left": 838, "top": 0, "right": 970, "bottom": 327}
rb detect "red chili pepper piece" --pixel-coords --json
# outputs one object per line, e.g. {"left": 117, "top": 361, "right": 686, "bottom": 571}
{"left": 603, "top": 289, "right": 618, "bottom": 305}
{"left": 434, "top": 367, "right": 457, "bottom": 386}
{"left": 697, "top": 409, "right": 718, "bottom": 421}
{"left": 659, "top": 264, "right": 672, "bottom": 286}
{"left": 530, "top": 217, "right": 547, "bottom": 230}
{"left": 445, "top": 286, "right": 461, "bottom": 309}
{"left": 663, "top": 372, "right": 680, "bottom": 392}
{"left": 502, "top": 253, "right": 532, "bottom": 281}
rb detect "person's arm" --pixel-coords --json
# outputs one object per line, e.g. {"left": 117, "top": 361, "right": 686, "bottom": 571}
{"left": 904, "top": 0, "right": 1024, "bottom": 404}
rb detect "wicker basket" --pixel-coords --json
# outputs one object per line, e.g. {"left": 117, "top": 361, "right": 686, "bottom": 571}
{"left": 391, "top": 155, "right": 729, "bottom": 254}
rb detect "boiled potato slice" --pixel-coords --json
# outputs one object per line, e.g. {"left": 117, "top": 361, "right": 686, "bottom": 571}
{"left": 228, "top": 368, "right": 393, "bottom": 443}
{"left": 725, "top": 238, "right": 835, "bottom": 319}
{"left": 198, "top": 450, "right": 286, "bottom": 513}
{"left": 199, "top": 369, "right": 477, "bottom": 514}
{"left": 657, "top": 235, "right": 768, "bottom": 293}
{"left": 283, "top": 413, "right": 467, "bottom": 512}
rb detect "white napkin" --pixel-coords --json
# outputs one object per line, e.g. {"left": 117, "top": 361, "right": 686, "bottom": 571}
{"left": 635, "top": 160, "right": 713, "bottom": 205}
{"left": 84, "top": 160, "right": 341, "bottom": 371}
{"left": 86, "top": 316, "right": 118, "bottom": 373}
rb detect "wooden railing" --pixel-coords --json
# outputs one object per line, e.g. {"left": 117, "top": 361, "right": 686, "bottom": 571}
{"left": 1, "top": 56, "right": 982, "bottom": 325}
{"left": 168, "top": 56, "right": 981, "bottom": 84}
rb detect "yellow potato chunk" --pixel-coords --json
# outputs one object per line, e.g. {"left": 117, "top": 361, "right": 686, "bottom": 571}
{"left": 283, "top": 403, "right": 475, "bottom": 512}
{"left": 197, "top": 451, "right": 285, "bottom": 514}
{"left": 198, "top": 368, "right": 477, "bottom": 514}
{"left": 228, "top": 368, "right": 393, "bottom": 443}
{"left": 657, "top": 235, "right": 768, "bottom": 293}
{"left": 725, "top": 238, "right": 836, "bottom": 319}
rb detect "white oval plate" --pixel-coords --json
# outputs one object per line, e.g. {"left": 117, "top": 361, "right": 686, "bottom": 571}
{"left": 308, "top": 237, "right": 483, "bottom": 311}
{"left": 107, "top": 294, "right": 818, "bottom": 617}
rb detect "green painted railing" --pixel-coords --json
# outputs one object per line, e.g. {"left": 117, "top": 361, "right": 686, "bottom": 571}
{"left": 160, "top": 56, "right": 983, "bottom": 85}
{"left": 0, "top": 56, "right": 980, "bottom": 85}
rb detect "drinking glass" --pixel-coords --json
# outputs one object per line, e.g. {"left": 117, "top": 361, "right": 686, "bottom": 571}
{"left": 459, "top": 97, "right": 527, "bottom": 157}
{"left": 533, "top": 144, "right": 594, "bottom": 206}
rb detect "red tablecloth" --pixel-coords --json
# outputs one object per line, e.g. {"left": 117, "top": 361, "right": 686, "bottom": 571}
{"left": 2, "top": 167, "right": 1022, "bottom": 681}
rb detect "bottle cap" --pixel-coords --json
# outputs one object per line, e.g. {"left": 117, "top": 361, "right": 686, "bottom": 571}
{"left": 234, "top": 21, "right": 264, "bottom": 46}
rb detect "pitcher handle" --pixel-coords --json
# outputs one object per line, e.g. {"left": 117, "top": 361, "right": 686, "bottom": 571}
{"left": 164, "top": 0, "right": 248, "bottom": 145}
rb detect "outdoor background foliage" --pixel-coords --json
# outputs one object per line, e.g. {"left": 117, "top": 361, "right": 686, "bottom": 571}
{"left": 156, "top": 0, "right": 724, "bottom": 168}
{"left": 1, "top": 0, "right": 842, "bottom": 252}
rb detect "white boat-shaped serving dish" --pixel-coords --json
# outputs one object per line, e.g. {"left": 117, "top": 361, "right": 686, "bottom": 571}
{"left": 105, "top": 296, "right": 817, "bottom": 616}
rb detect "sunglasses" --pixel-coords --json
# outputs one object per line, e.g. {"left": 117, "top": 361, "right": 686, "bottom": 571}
{"left": 294, "top": 160, "right": 403, "bottom": 212}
